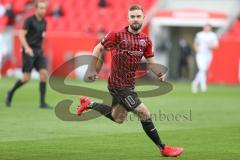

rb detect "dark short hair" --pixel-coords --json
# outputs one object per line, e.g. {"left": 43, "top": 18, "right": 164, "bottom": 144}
{"left": 34, "top": 0, "right": 46, "bottom": 8}
{"left": 128, "top": 4, "right": 144, "bottom": 13}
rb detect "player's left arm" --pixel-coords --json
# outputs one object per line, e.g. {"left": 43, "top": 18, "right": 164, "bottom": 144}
{"left": 146, "top": 57, "right": 165, "bottom": 81}
{"left": 144, "top": 38, "right": 165, "bottom": 81}
{"left": 92, "top": 43, "right": 105, "bottom": 74}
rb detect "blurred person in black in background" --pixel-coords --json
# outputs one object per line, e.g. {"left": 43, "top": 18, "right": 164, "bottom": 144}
{"left": 178, "top": 38, "right": 191, "bottom": 80}
{"left": 50, "top": 3, "right": 63, "bottom": 18}
{"left": 6, "top": 0, "right": 51, "bottom": 109}
{"left": 98, "top": 0, "right": 107, "bottom": 8}
{"left": 4, "top": 3, "right": 15, "bottom": 26}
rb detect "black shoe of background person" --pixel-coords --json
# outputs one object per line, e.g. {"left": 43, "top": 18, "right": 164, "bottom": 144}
{"left": 5, "top": 91, "right": 13, "bottom": 107}
{"left": 39, "top": 103, "right": 52, "bottom": 109}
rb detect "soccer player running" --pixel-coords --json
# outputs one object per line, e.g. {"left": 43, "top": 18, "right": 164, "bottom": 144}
{"left": 6, "top": 0, "right": 51, "bottom": 108}
{"left": 77, "top": 5, "right": 183, "bottom": 157}
{"left": 192, "top": 24, "right": 219, "bottom": 93}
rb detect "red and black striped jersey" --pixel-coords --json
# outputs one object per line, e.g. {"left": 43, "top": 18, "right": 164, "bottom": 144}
{"left": 101, "top": 26, "right": 154, "bottom": 89}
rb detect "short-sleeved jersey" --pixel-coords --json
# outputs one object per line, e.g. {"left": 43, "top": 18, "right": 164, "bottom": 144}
{"left": 23, "top": 15, "right": 47, "bottom": 49}
{"left": 194, "top": 31, "right": 218, "bottom": 55}
{"left": 101, "top": 26, "right": 154, "bottom": 89}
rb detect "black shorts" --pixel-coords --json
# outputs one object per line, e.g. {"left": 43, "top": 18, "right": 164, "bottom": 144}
{"left": 108, "top": 87, "right": 142, "bottom": 112}
{"left": 22, "top": 48, "right": 47, "bottom": 73}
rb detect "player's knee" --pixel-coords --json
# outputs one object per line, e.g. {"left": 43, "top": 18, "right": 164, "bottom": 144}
{"left": 22, "top": 75, "right": 31, "bottom": 83}
{"left": 40, "top": 70, "right": 48, "bottom": 81}
{"left": 40, "top": 75, "right": 47, "bottom": 81}
{"left": 22, "top": 78, "right": 30, "bottom": 83}
{"left": 112, "top": 112, "right": 127, "bottom": 124}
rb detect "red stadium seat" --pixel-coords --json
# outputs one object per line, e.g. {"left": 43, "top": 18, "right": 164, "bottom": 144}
{"left": 13, "top": 1, "right": 26, "bottom": 13}
{"left": 0, "top": 16, "right": 8, "bottom": 26}
{"left": 1, "top": 0, "right": 14, "bottom": 5}
{"left": 14, "top": 0, "right": 156, "bottom": 34}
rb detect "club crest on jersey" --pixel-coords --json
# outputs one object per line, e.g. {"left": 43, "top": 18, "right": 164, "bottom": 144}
{"left": 119, "top": 39, "right": 131, "bottom": 50}
{"left": 139, "top": 39, "right": 146, "bottom": 47}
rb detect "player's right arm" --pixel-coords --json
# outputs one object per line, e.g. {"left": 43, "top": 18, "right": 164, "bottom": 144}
{"left": 87, "top": 43, "right": 105, "bottom": 81}
{"left": 19, "top": 30, "right": 32, "bottom": 56}
{"left": 193, "top": 33, "right": 199, "bottom": 53}
{"left": 87, "top": 32, "right": 116, "bottom": 81}
{"left": 193, "top": 42, "right": 198, "bottom": 53}
{"left": 19, "top": 18, "right": 33, "bottom": 56}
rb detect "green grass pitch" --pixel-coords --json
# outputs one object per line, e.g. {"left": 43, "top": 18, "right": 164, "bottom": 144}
{"left": 0, "top": 78, "right": 240, "bottom": 160}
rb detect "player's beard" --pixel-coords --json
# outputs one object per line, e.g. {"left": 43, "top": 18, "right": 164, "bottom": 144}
{"left": 37, "top": 11, "right": 46, "bottom": 19}
{"left": 130, "top": 23, "right": 142, "bottom": 32}
{"left": 39, "top": 13, "right": 46, "bottom": 18}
